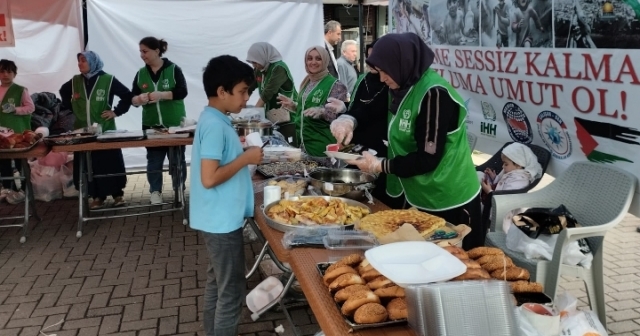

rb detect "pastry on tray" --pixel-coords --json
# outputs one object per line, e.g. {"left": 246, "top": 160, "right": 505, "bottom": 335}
{"left": 357, "top": 209, "right": 446, "bottom": 239}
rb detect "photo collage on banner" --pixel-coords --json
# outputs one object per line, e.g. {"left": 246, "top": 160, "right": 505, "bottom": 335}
{"left": 388, "top": 0, "right": 640, "bottom": 183}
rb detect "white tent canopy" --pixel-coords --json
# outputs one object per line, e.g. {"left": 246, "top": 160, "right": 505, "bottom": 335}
{"left": 1, "top": 0, "right": 324, "bottom": 168}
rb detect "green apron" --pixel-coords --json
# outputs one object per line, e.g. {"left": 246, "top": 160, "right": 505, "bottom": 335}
{"left": 296, "top": 76, "right": 337, "bottom": 157}
{"left": 71, "top": 74, "right": 116, "bottom": 131}
{"left": 387, "top": 69, "right": 480, "bottom": 211}
{"left": 0, "top": 84, "right": 30, "bottom": 132}
{"left": 137, "top": 64, "right": 186, "bottom": 127}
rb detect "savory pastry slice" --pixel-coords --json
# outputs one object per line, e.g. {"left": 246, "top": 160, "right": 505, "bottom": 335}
{"left": 328, "top": 273, "right": 366, "bottom": 292}
{"left": 367, "top": 276, "right": 394, "bottom": 290}
{"left": 373, "top": 285, "right": 406, "bottom": 299}
{"left": 334, "top": 284, "right": 370, "bottom": 302}
{"left": 361, "top": 268, "right": 383, "bottom": 282}
{"left": 323, "top": 266, "right": 358, "bottom": 286}
{"left": 354, "top": 303, "right": 388, "bottom": 324}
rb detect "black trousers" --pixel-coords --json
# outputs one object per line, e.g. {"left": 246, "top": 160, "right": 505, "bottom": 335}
{"left": 73, "top": 149, "right": 126, "bottom": 199}
{"left": 0, "top": 159, "right": 22, "bottom": 191}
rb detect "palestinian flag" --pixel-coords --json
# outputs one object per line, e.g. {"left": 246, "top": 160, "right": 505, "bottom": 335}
{"left": 574, "top": 117, "right": 640, "bottom": 164}
{"left": 623, "top": 0, "right": 640, "bottom": 18}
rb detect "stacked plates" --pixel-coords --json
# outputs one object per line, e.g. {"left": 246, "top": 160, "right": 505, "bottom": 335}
{"left": 406, "top": 280, "right": 519, "bottom": 336}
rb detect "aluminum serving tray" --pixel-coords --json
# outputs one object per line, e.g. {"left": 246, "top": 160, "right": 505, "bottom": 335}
{"left": 44, "top": 133, "right": 97, "bottom": 146}
{"left": 262, "top": 196, "right": 370, "bottom": 233}
{"left": 0, "top": 139, "right": 41, "bottom": 153}
{"left": 316, "top": 262, "right": 408, "bottom": 331}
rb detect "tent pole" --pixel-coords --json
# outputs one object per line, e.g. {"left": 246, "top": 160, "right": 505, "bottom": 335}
{"left": 358, "top": 0, "right": 364, "bottom": 72}
{"left": 83, "top": 0, "right": 88, "bottom": 48}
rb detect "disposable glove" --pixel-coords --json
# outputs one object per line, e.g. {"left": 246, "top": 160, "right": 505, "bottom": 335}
{"left": 325, "top": 97, "right": 346, "bottom": 114}
{"left": 346, "top": 151, "right": 383, "bottom": 174}
{"left": 303, "top": 107, "right": 325, "bottom": 119}
{"left": 277, "top": 93, "right": 297, "bottom": 111}
{"left": 132, "top": 94, "right": 149, "bottom": 106}
{"left": 330, "top": 117, "right": 355, "bottom": 145}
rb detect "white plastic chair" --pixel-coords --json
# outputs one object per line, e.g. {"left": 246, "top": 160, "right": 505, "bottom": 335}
{"left": 485, "top": 161, "right": 636, "bottom": 329}
{"left": 467, "top": 133, "right": 477, "bottom": 151}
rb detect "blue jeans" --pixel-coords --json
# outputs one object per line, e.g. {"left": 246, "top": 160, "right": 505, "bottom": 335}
{"left": 146, "top": 146, "right": 186, "bottom": 193}
{"left": 202, "top": 228, "right": 246, "bottom": 336}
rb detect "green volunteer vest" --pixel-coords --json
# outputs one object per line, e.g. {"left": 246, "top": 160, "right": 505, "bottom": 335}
{"left": 0, "top": 84, "right": 30, "bottom": 132}
{"left": 137, "top": 64, "right": 186, "bottom": 127}
{"left": 71, "top": 74, "right": 116, "bottom": 131}
{"left": 348, "top": 74, "right": 366, "bottom": 110}
{"left": 387, "top": 69, "right": 480, "bottom": 211}
{"left": 296, "top": 76, "right": 337, "bottom": 157}
{"left": 259, "top": 61, "right": 298, "bottom": 112}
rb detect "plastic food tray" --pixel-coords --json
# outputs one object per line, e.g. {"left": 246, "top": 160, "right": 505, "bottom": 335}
{"left": 316, "top": 262, "right": 408, "bottom": 331}
{"left": 0, "top": 139, "right": 41, "bottom": 153}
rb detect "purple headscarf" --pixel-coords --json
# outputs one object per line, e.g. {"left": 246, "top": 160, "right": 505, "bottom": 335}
{"left": 366, "top": 33, "right": 435, "bottom": 113}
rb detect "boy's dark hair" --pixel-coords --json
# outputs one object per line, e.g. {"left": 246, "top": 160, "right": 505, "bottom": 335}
{"left": 139, "top": 37, "right": 168, "bottom": 56}
{"left": 0, "top": 59, "right": 17, "bottom": 74}
{"left": 203, "top": 55, "right": 255, "bottom": 98}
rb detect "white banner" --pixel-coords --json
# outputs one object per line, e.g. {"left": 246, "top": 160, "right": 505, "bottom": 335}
{"left": 0, "top": 0, "right": 14, "bottom": 47}
{"left": 88, "top": 0, "right": 324, "bottom": 168}
{"left": 389, "top": 0, "right": 640, "bottom": 214}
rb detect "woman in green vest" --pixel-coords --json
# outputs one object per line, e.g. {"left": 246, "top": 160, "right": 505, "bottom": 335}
{"left": 345, "top": 33, "right": 484, "bottom": 249}
{"left": 0, "top": 59, "right": 35, "bottom": 204}
{"left": 277, "top": 46, "right": 348, "bottom": 157}
{"left": 131, "top": 37, "right": 188, "bottom": 205}
{"left": 59, "top": 51, "right": 133, "bottom": 209}
{"left": 246, "top": 42, "right": 297, "bottom": 113}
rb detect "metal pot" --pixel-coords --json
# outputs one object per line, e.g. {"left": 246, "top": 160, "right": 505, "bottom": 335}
{"left": 308, "top": 168, "right": 376, "bottom": 200}
{"left": 232, "top": 120, "right": 274, "bottom": 137}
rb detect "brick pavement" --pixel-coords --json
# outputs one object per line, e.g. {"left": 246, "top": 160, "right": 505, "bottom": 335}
{"left": 0, "top": 166, "right": 638, "bottom": 336}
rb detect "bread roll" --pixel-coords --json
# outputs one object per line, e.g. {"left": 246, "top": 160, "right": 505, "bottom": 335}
{"left": 357, "top": 259, "right": 372, "bottom": 275}
{"left": 353, "top": 303, "right": 388, "bottom": 324}
{"left": 483, "top": 258, "right": 515, "bottom": 272}
{"left": 341, "top": 290, "right": 380, "bottom": 316}
{"left": 461, "top": 259, "right": 482, "bottom": 269}
{"left": 361, "top": 269, "right": 383, "bottom": 282}
{"left": 335, "top": 253, "right": 364, "bottom": 267}
{"left": 367, "top": 276, "right": 393, "bottom": 290}
{"left": 510, "top": 281, "right": 543, "bottom": 293}
{"left": 468, "top": 247, "right": 504, "bottom": 259}
{"left": 491, "top": 267, "right": 530, "bottom": 281}
{"left": 386, "top": 298, "right": 408, "bottom": 320}
{"left": 323, "top": 266, "right": 358, "bottom": 286}
{"left": 334, "top": 284, "right": 370, "bottom": 302}
{"left": 477, "top": 254, "right": 511, "bottom": 266}
{"left": 328, "top": 273, "right": 365, "bottom": 291}
{"left": 452, "top": 268, "right": 491, "bottom": 281}
{"left": 373, "top": 285, "right": 406, "bottom": 299}
{"left": 442, "top": 245, "right": 470, "bottom": 260}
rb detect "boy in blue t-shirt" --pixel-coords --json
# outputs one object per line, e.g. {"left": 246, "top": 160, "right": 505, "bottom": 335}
{"left": 189, "top": 55, "right": 263, "bottom": 336}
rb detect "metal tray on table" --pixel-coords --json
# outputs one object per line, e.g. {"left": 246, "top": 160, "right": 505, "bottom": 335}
{"left": 316, "top": 262, "right": 408, "bottom": 331}
{"left": 262, "top": 195, "right": 370, "bottom": 233}
{"left": 44, "top": 133, "right": 97, "bottom": 146}
{"left": 0, "top": 139, "right": 41, "bottom": 153}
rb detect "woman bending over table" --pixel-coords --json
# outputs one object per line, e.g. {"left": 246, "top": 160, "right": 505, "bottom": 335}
{"left": 246, "top": 42, "right": 297, "bottom": 113}
{"left": 343, "top": 33, "right": 484, "bottom": 249}
{"left": 60, "top": 51, "right": 132, "bottom": 209}
{"left": 131, "top": 37, "right": 188, "bottom": 205}
{"left": 278, "top": 46, "right": 348, "bottom": 157}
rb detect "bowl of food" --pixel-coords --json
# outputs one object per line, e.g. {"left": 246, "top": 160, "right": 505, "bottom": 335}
{"left": 308, "top": 168, "right": 377, "bottom": 200}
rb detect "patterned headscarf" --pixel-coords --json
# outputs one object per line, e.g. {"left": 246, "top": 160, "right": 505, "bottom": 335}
{"left": 299, "top": 46, "right": 330, "bottom": 91}
{"left": 77, "top": 51, "right": 104, "bottom": 79}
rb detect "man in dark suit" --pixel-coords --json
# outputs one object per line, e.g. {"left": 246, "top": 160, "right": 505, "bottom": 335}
{"left": 324, "top": 20, "right": 342, "bottom": 80}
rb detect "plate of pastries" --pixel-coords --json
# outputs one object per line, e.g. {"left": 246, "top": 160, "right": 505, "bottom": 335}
{"left": 317, "top": 253, "right": 408, "bottom": 330}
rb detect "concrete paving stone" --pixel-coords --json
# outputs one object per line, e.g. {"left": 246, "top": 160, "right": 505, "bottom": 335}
{"left": 610, "top": 320, "right": 640, "bottom": 334}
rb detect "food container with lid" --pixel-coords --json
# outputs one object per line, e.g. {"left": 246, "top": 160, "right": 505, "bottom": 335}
{"left": 232, "top": 119, "right": 274, "bottom": 137}
{"left": 323, "top": 229, "right": 379, "bottom": 262}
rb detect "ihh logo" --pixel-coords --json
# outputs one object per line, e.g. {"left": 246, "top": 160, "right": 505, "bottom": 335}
{"left": 480, "top": 122, "right": 496, "bottom": 137}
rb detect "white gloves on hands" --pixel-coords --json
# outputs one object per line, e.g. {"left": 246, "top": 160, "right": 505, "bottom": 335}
{"left": 277, "top": 94, "right": 297, "bottom": 111}
{"left": 148, "top": 91, "right": 167, "bottom": 103}
{"left": 303, "top": 107, "right": 325, "bottom": 119}
{"left": 325, "top": 97, "right": 346, "bottom": 114}
{"left": 346, "top": 151, "right": 383, "bottom": 174}
{"left": 2, "top": 103, "right": 15, "bottom": 114}
{"left": 132, "top": 94, "right": 150, "bottom": 106}
{"left": 330, "top": 118, "right": 355, "bottom": 145}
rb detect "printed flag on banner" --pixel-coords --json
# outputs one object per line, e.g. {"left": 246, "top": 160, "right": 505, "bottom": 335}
{"left": 574, "top": 118, "right": 640, "bottom": 164}
{"left": 0, "top": 1, "right": 14, "bottom": 47}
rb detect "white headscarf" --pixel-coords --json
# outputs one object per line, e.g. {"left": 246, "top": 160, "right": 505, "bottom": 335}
{"left": 246, "top": 42, "right": 283, "bottom": 71}
{"left": 502, "top": 143, "right": 542, "bottom": 182}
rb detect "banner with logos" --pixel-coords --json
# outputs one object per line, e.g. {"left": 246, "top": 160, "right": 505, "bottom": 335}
{"left": 0, "top": 0, "right": 14, "bottom": 47}
{"left": 390, "top": 0, "right": 640, "bottom": 213}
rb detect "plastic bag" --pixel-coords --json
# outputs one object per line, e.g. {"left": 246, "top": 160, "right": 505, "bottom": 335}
{"left": 515, "top": 306, "right": 544, "bottom": 336}
{"left": 37, "top": 151, "right": 68, "bottom": 168}
{"left": 30, "top": 161, "right": 63, "bottom": 202}
{"left": 557, "top": 293, "right": 608, "bottom": 336}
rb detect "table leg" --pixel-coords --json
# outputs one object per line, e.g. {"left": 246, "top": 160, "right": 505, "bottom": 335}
{"left": 22, "top": 159, "right": 40, "bottom": 222}
{"left": 76, "top": 152, "right": 88, "bottom": 238}
{"left": 246, "top": 240, "right": 270, "bottom": 280}
{"left": 18, "top": 159, "right": 30, "bottom": 243}
{"left": 277, "top": 273, "right": 301, "bottom": 336}
{"left": 169, "top": 146, "right": 188, "bottom": 225}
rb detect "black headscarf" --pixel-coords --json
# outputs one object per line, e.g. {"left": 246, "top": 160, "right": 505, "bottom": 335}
{"left": 366, "top": 33, "right": 435, "bottom": 113}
